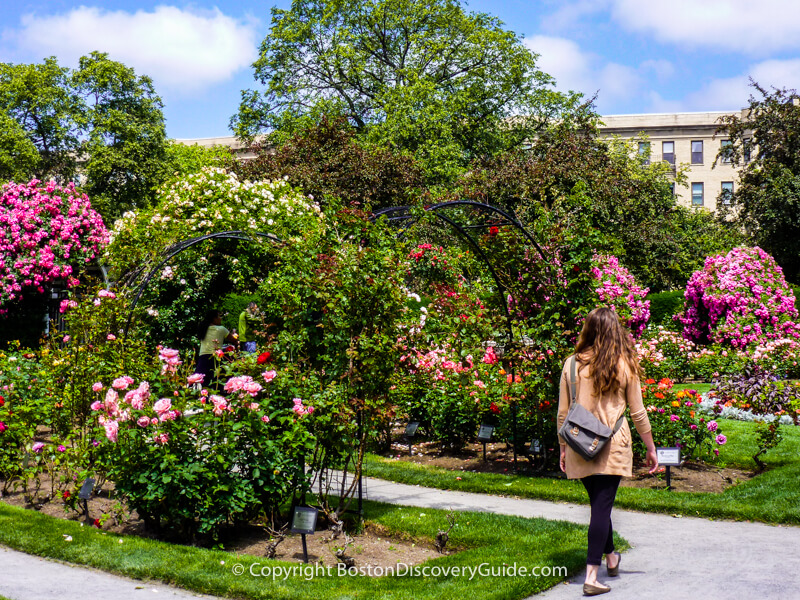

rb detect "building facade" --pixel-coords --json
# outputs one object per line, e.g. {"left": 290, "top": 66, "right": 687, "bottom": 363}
{"left": 597, "top": 111, "right": 745, "bottom": 211}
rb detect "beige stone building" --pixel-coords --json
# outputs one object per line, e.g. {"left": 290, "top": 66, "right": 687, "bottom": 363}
{"left": 597, "top": 111, "right": 746, "bottom": 211}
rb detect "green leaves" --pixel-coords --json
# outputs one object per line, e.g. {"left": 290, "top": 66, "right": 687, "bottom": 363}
{"left": 234, "top": 0, "right": 575, "bottom": 186}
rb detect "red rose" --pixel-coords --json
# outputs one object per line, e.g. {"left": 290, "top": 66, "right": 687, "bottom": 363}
{"left": 257, "top": 351, "right": 272, "bottom": 365}
{"left": 62, "top": 490, "right": 71, "bottom": 500}
{"left": 489, "top": 226, "right": 499, "bottom": 236}
{"left": 0, "top": 397, "right": 5, "bottom": 407}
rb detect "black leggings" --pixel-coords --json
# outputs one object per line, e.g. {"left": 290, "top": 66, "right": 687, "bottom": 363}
{"left": 581, "top": 474, "right": 622, "bottom": 566}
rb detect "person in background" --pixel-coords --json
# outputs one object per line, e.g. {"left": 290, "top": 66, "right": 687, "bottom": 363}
{"left": 196, "top": 309, "right": 237, "bottom": 387}
{"left": 557, "top": 307, "right": 659, "bottom": 596}
{"left": 238, "top": 301, "right": 260, "bottom": 354}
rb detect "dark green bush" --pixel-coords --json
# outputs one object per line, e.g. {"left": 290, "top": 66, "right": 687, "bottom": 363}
{"left": 647, "top": 290, "right": 685, "bottom": 323}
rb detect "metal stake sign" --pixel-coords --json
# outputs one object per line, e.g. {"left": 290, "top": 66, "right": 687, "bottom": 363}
{"left": 656, "top": 447, "right": 682, "bottom": 491}
{"left": 291, "top": 506, "right": 319, "bottom": 563}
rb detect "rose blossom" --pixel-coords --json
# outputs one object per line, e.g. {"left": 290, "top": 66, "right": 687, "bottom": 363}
{"left": 92, "top": 382, "right": 103, "bottom": 392}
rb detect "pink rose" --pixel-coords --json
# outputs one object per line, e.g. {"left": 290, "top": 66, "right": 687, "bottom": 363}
{"left": 262, "top": 370, "right": 277, "bottom": 383}
{"left": 137, "top": 416, "right": 150, "bottom": 427}
{"left": 92, "top": 382, "right": 103, "bottom": 392}
{"left": 153, "top": 398, "right": 172, "bottom": 415}
{"left": 103, "top": 420, "right": 119, "bottom": 442}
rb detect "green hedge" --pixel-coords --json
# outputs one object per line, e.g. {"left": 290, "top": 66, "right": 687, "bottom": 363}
{"left": 647, "top": 290, "right": 685, "bottom": 324}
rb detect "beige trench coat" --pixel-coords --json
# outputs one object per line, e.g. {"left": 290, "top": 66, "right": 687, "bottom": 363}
{"left": 556, "top": 354, "right": 652, "bottom": 479}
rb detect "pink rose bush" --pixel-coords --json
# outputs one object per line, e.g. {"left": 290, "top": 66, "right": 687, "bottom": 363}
{"left": 590, "top": 254, "right": 650, "bottom": 337}
{"left": 85, "top": 347, "right": 319, "bottom": 540}
{"left": 679, "top": 246, "right": 800, "bottom": 349}
{"left": 0, "top": 179, "right": 109, "bottom": 307}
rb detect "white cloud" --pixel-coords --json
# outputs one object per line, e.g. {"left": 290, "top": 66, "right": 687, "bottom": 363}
{"left": 664, "top": 59, "right": 800, "bottom": 112}
{"left": 525, "top": 35, "right": 643, "bottom": 108}
{"left": 609, "top": 0, "right": 800, "bottom": 54}
{"left": 3, "top": 6, "right": 259, "bottom": 93}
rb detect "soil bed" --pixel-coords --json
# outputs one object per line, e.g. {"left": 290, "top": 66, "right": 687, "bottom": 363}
{"left": 384, "top": 438, "right": 755, "bottom": 493}
{"left": 0, "top": 476, "right": 437, "bottom": 572}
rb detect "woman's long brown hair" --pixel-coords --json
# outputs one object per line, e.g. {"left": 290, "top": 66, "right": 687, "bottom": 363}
{"left": 574, "top": 307, "right": 642, "bottom": 396}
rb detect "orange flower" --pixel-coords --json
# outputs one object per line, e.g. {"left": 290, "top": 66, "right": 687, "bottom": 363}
{"left": 690, "top": 411, "right": 695, "bottom": 418}
{"left": 671, "top": 400, "right": 680, "bottom": 407}
{"left": 655, "top": 392, "right": 665, "bottom": 399}
{"left": 646, "top": 379, "right": 656, "bottom": 385}
{"left": 498, "top": 369, "right": 506, "bottom": 375}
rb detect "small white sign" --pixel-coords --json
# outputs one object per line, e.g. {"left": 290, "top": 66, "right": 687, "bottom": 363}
{"left": 657, "top": 447, "right": 682, "bottom": 467}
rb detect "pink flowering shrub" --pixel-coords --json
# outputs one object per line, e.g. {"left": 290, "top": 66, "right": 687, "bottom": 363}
{"left": 590, "top": 254, "right": 650, "bottom": 337}
{"left": 0, "top": 179, "right": 108, "bottom": 307}
{"left": 679, "top": 246, "right": 800, "bottom": 349}
{"left": 91, "top": 353, "right": 318, "bottom": 541}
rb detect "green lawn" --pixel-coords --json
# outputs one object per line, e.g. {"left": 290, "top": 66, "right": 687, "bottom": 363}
{"left": 365, "top": 418, "right": 800, "bottom": 525}
{"left": 0, "top": 499, "right": 598, "bottom": 600}
{"left": 672, "top": 382, "right": 713, "bottom": 394}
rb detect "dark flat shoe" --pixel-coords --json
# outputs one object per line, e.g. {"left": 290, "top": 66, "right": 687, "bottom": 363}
{"left": 583, "top": 582, "right": 611, "bottom": 596}
{"left": 607, "top": 552, "right": 621, "bottom": 577}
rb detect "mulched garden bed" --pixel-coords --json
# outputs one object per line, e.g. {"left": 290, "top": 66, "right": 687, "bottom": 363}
{"left": 384, "top": 438, "right": 755, "bottom": 493}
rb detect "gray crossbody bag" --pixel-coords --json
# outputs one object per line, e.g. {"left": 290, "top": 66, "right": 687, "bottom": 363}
{"left": 558, "top": 356, "right": 625, "bottom": 461}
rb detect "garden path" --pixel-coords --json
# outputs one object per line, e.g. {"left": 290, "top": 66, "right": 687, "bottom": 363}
{"left": 0, "top": 544, "right": 217, "bottom": 599}
{"left": 363, "top": 476, "right": 800, "bottom": 600}
{"left": 3, "top": 477, "right": 799, "bottom": 599}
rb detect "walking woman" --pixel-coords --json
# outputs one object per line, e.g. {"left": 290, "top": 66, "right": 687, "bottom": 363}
{"left": 196, "top": 309, "right": 237, "bottom": 388}
{"left": 557, "top": 307, "right": 658, "bottom": 596}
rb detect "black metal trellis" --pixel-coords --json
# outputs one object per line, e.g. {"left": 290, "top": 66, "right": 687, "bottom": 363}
{"left": 122, "top": 230, "right": 282, "bottom": 342}
{"left": 373, "top": 200, "right": 548, "bottom": 469}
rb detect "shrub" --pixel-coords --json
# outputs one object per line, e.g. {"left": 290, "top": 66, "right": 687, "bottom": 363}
{"left": 92, "top": 351, "right": 315, "bottom": 542}
{"left": 0, "top": 179, "right": 108, "bottom": 308}
{"left": 711, "top": 367, "right": 800, "bottom": 470}
{"left": 590, "top": 254, "right": 650, "bottom": 336}
{"left": 647, "top": 290, "right": 685, "bottom": 324}
{"left": 638, "top": 378, "right": 726, "bottom": 461}
{"left": 679, "top": 246, "right": 800, "bottom": 348}
{"left": 635, "top": 326, "right": 696, "bottom": 382}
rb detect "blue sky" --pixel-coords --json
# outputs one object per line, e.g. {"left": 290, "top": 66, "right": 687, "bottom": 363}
{"left": 3, "top": 0, "right": 800, "bottom": 139}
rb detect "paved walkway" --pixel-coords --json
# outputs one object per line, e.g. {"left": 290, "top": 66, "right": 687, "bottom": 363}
{"left": 3, "top": 477, "right": 800, "bottom": 599}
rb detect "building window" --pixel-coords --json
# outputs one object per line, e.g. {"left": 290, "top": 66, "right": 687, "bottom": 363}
{"left": 720, "top": 139, "right": 732, "bottom": 164}
{"left": 691, "top": 140, "right": 703, "bottom": 164}
{"left": 743, "top": 139, "right": 752, "bottom": 163}
{"left": 662, "top": 141, "right": 675, "bottom": 165}
{"left": 669, "top": 182, "right": 675, "bottom": 196}
{"left": 638, "top": 141, "right": 650, "bottom": 165}
{"left": 691, "top": 182, "right": 704, "bottom": 206}
{"left": 721, "top": 181, "right": 734, "bottom": 205}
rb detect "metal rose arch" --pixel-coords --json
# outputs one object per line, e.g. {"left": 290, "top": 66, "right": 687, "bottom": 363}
{"left": 122, "top": 230, "right": 282, "bottom": 342}
{"left": 372, "top": 200, "right": 549, "bottom": 467}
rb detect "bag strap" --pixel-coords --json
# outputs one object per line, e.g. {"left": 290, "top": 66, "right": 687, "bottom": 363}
{"left": 570, "top": 355, "right": 625, "bottom": 433}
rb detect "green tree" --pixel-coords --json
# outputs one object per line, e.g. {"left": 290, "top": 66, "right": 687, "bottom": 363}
{"left": 0, "top": 57, "right": 83, "bottom": 180}
{"left": 232, "top": 115, "right": 423, "bottom": 209}
{"left": 0, "top": 110, "right": 40, "bottom": 182}
{"left": 0, "top": 54, "right": 169, "bottom": 219}
{"left": 718, "top": 82, "right": 800, "bottom": 282}
{"left": 232, "top": 0, "right": 576, "bottom": 185}
{"left": 451, "top": 111, "right": 739, "bottom": 291}
{"left": 73, "top": 52, "right": 168, "bottom": 219}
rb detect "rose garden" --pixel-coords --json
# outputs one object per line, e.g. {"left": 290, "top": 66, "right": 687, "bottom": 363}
{"left": 1, "top": 162, "right": 800, "bottom": 599}
{"left": 4, "top": 0, "right": 800, "bottom": 596}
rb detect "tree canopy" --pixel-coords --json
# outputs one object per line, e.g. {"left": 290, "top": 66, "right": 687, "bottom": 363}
{"left": 0, "top": 53, "right": 168, "bottom": 220}
{"left": 232, "top": 0, "right": 578, "bottom": 184}
{"left": 718, "top": 82, "right": 800, "bottom": 282}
